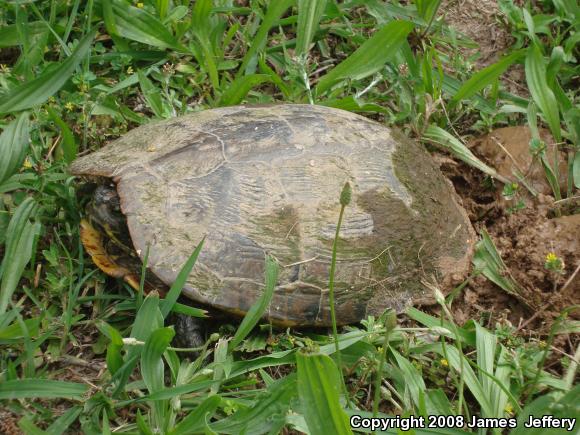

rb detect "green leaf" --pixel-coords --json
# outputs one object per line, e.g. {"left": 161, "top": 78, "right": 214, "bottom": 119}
{"left": 156, "top": 0, "right": 169, "bottom": 19}
{"left": 136, "top": 410, "right": 154, "bottom": 435}
{"left": 97, "top": 321, "right": 124, "bottom": 375}
{"left": 112, "top": 293, "right": 163, "bottom": 396}
{"left": 141, "top": 327, "right": 175, "bottom": 394}
{"left": 296, "top": 351, "right": 353, "bottom": 435}
{"left": 0, "top": 317, "right": 40, "bottom": 342}
{"left": 0, "top": 113, "right": 30, "bottom": 185}
{"left": 511, "top": 385, "right": 580, "bottom": 435}
{"left": 295, "top": 0, "right": 327, "bottom": 58}
{"left": 320, "top": 96, "right": 388, "bottom": 114}
{"left": 229, "top": 255, "right": 279, "bottom": 350}
{"left": 472, "top": 229, "right": 524, "bottom": 298}
{"left": 141, "top": 327, "right": 175, "bottom": 429}
{"left": 110, "top": 0, "right": 185, "bottom": 50}
{"left": 0, "top": 379, "right": 87, "bottom": 400}
{"left": 210, "top": 374, "right": 296, "bottom": 434}
{"left": 46, "top": 107, "right": 77, "bottom": 163}
{"left": 160, "top": 237, "right": 204, "bottom": 318}
{"left": 451, "top": 50, "right": 525, "bottom": 105}
{"left": 416, "top": 0, "right": 442, "bottom": 23}
{"left": 540, "top": 153, "right": 561, "bottom": 200}
{"left": 474, "top": 322, "right": 499, "bottom": 414}
{"left": 170, "top": 395, "right": 221, "bottom": 435}
{"left": 0, "top": 22, "right": 46, "bottom": 48}
{"left": 525, "top": 44, "right": 561, "bottom": 141}
{"left": 218, "top": 74, "right": 273, "bottom": 106}
{"left": 391, "top": 348, "right": 427, "bottom": 409}
{"left": 433, "top": 343, "right": 494, "bottom": 417}
{"left": 237, "top": 0, "right": 294, "bottom": 77}
{"left": 573, "top": 151, "right": 580, "bottom": 189}
{"left": 45, "top": 406, "right": 82, "bottom": 435}
{"left": 0, "top": 198, "right": 40, "bottom": 314}
{"left": 0, "top": 30, "right": 95, "bottom": 115}
{"left": 423, "top": 125, "right": 509, "bottom": 183}
{"left": 137, "top": 70, "right": 165, "bottom": 118}
{"left": 315, "top": 20, "right": 414, "bottom": 95}
{"left": 191, "top": 0, "right": 219, "bottom": 90}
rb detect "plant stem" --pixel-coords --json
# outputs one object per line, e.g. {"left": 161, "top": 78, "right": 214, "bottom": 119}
{"left": 372, "top": 322, "right": 391, "bottom": 418}
{"left": 329, "top": 182, "right": 351, "bottom": 407}
{"left": 329, "top": 204, "right": 347, "bottom": 396}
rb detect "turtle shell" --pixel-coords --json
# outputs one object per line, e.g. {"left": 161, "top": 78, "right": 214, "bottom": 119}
{"left": 71, "top": 104, "right": 474, "bottom": 326}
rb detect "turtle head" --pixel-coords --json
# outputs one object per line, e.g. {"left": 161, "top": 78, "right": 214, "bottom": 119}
{"left": 85, "top": 182, "right": 132, "bottom": 247}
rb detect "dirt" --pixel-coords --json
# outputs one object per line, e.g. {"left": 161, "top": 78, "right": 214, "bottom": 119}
{"left": 441, "top": 0, "right": 528, "bottom": 96}
{"left": 431, "top": 126, "right": 579, "bottom": 336}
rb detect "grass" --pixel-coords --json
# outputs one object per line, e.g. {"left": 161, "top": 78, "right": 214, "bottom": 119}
{"left": 0, "top": 0, "right": 578, "bottom": 433}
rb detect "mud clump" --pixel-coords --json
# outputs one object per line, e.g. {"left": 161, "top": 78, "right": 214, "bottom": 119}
{"left": 471, "top": 126, "right": 568, "bottom": 196}
{"left": 435, "top": 126, "right": 579, "bottom": 331}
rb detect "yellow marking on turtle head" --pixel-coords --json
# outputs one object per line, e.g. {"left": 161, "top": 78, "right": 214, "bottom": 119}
{"left": 80, "top": 218, "right": 132, "bottom": 280}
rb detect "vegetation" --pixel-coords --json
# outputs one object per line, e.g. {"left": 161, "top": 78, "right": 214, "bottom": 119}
{"left": 0, "top": 0, "right": 578, "bottom": 433}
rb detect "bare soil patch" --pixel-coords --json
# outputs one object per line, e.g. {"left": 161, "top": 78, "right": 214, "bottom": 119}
{"left": 440, "top": 0, "right": 528, "bottom": 96}
{"left": 435, "top": 127, "right": 579, "bottom": 335}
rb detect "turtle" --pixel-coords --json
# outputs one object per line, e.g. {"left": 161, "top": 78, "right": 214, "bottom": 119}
{"left": 71, "top": 104, "right": 474, "bottom": 338}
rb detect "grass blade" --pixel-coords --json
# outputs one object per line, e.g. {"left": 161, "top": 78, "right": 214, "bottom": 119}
{"left": 46, "top": 107, "right": 77, "bottom": 163}
{"left": 45, "top": 406, "right": 82, "bottom": 435}
{"left": 472, "top": 229, "right": 524, "bottom": 299}
{"left": 0, "top": 22, "right": 45, "bottom": 48}
{"left": 295, "top": 0, "right": 327, "bottom": 58}
{"left": 218, "top": 74, "right": 273, "bottom": 106}
{"left": 315, "top": 20, "right": 414, "bottom": 95}
{"left": 0, "top": 30, "right": 95, "bottom": 115}
{"left": 160, "top": 237, "right": 204, "bottom": 318}
{"left": 423, "top": 125, "right": 509, "bottom": 183}
{"left": 97, "top": 321, "right": 124, "bottom": 375}
{"left": 110, "top": 0, "right": 184, "bottom": 50}
{"left": 416, "top": 0, "right": 442, "bottom": 23}
{"left": 229, "top": 255, "right": 279, "bottom": 350}
{"left": 0, "top": 317, "right": 40, "bottom": 342}
{"left": 137, "top": 70, "right": 165, "bottom": 118}
{"left": 170, "top": 395, "right": 221, "bottom": 435}
{"left": 474, "top": 322, "right": 497, "bottom": 413}
{"left": 391, "top": 347, "right": 427, "bottom": 410}
{"left": 525, "top": 44, "right": 561, "bottom": 142}
{"left": 237, "top": 0, "right": 294, "bottom": 77}
{"left": 432, "top": 343, "right": 494, "bottom": 417}
{"left": 191, "top": 0, "right": 220, "bottom": 90}
{"left": 141, "top": 327, "right": 175, "bottom": 394}
{"left": 296, "top": 351, "right": 353, "bottom": 435}
{"left": 0, "top": 198, "right": 40, "bottom": 314}
{"left": 451, "top": 50, "right": 525, "bottom": 105}
{"left": 0, "top": 379, "right": 87, "bottom": 400}
{"left": 112, "top": 292, "right": 163, "bottom": 396}
{"left": 0, "top": 113, "right": 30, "bottom": 185}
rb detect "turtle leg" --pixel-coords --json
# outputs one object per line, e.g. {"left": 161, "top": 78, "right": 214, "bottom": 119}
{"left": 170, "top": 313, "right": 206, "bottom": 352}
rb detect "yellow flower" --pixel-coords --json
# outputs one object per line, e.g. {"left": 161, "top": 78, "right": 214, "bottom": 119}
{"left": 440, "top": 358, "right": 448, "bottom": 367}
{"left": 505, "top": 403, "right": 514, "bottom": 415}
{"left": 22, "top": 158, "right": 33, "bottom": 169}
{"left": 545, "top": 252, "right": 564, "bottom": 273}
{"left": 127, "top": 66, "right": 134, "bottom": 75}
{"left": 136, "top": 2, "right": 144, "bottom": 7}
{"left": 65, "top": 102, "right": 74, "bottom": 111}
